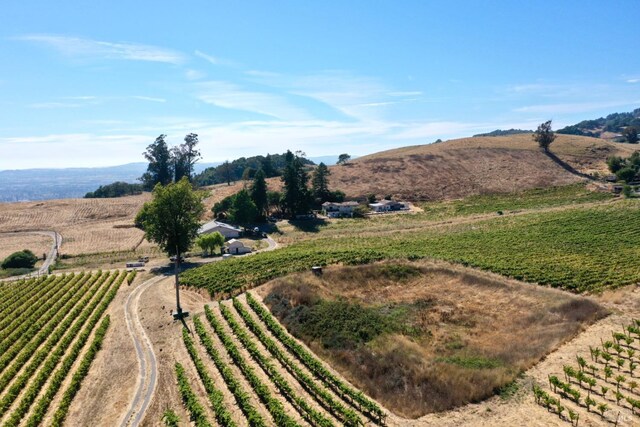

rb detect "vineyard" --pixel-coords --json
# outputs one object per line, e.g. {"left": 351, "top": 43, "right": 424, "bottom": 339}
{"left": 175, "top": 292, "right": 386, "bottom": 426}
{"left": 181, "top": 200, "right": 640, "bottom": 296}
{"left": 0, "top": 269, "right": 132, "bottom": 426}
{"left": 534, "top": 320, "right": 640, "bottom": 426}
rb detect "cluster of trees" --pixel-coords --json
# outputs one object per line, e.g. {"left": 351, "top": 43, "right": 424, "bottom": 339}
{"left": 194, "top": 153, "right": 314, "bottom": 187}
{"left": 140, "top": 134, "right": 201, "bottom": 191}
{"left": 84, "top": 182, "right": 143, "bottom": 198}
{"left": 607, "top": 152, "right": 640, "bottom": 183}
{"left": 1, "top": 249, "right": 39, "bottom": 269}
{"left": 213, "top": 151, "right": 344, "bottom": 223}
{"left": 557, "top": 108, "right": 640, "bottom": 140}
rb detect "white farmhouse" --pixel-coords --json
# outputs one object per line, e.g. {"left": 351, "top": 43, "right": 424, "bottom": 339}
{"left": 225, "top": 239, "right": 252, "bottom": 255}
{"left": 198, "top": 220, "right": 242, "bottom": 239}
{"left": 321, "top": 201, "right": 360, "bottom": 218}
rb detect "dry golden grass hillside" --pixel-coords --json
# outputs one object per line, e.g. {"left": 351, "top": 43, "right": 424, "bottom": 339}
{"left": 328, "top": 134, "right": 637, "bottom": 201}
{"left": 0, "top": 194, "right": 150, "bottom": 255}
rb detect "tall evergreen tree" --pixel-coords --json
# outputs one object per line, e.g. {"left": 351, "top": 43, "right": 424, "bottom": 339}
{"left": 281, "top": 150, "right": 311, "bottom": 217}
{"left": 222, "top": 160, "right": 233, "bottom": 186}
{"left": 311, "top": 162, "right": 331, "bottom": 203}
{"left": 261, "top": 153, "right": 278, "bottom": 177}
{"left": 140, "top": 134, "right": 173, "bottom": 190}
{"left": 172, "top": 133, "right": 202, "bottom": 182}
{"left": 250, "top": 168, "right": 268, "bottom": 218}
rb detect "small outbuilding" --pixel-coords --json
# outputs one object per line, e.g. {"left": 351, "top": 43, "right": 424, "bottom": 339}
{"left": 198, "top": 220, "right": 242, "bottom": 239}
{"left": 225, "top": 239, "right": 252, "bottom": 255}
{"left": 369, "top": 199, "right": 407, "bottom": 213}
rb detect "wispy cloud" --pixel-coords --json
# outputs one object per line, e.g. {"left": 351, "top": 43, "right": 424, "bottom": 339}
{"left": 195, "top": 80, "right": 312, "bottom": 120}
{"left": 63, "top": 96, "right": 98, "bottom": 101}
{"left": 627, "top": 78, "right": 640, "bottom": 84}
{"left": 28, "top": 102, "right": 82, "bottom": 109}
{"left": 131, "top": 96, "right": 166, "bottom": 103}
{"left": 17, "top": 34, "right": 186, "bottom": 64}
{"left": 185, "top": 69, "right": 206, "bottom": 81}
{"left": 244, "top": 70, "right": 282, "bottom": 78}
{"left": 278, "top": 71, "right": 421, "bottom": 121}
{"left": 194, "top": 50, "right": 238, "bottom": 67}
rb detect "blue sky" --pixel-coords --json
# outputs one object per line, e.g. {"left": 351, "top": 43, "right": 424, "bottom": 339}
{"left": 1, "top": 1, "right": 639, "bottom": 169}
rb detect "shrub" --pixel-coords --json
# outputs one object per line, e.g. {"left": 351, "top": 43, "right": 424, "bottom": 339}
{"left": 1, "top": 250, "right": 39, "bottom": 269}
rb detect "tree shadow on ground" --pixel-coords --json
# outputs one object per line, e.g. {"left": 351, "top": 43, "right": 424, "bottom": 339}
{"left": 290, "top": 218, "right": 328, "bottom": 233}
{"left": 545, "top": 150, "right": 594, "bottom": 180}
{"left": 151, "top": 261, "right": 201, "bottom": 276}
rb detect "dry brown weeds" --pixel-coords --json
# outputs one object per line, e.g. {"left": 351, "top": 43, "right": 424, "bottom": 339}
{"left": 259, "top": 261, "right": 608, "bottom": 418}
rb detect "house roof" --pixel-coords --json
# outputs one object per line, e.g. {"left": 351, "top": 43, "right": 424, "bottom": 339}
{"left": 322, "top": 201, "right": 359, "bottom": 207}
{"left": 226, "top": 238, "right": 245, "bottom": 246}
{"left": 199, "top": 220, "right": 242, "bottom": 234}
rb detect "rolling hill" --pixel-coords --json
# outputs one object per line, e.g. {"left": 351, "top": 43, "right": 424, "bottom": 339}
{"left": 327, "top": 134, "right": 637, "bottom": 201}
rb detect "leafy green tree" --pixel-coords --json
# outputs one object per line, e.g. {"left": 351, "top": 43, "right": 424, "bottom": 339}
{"left": 228, "top": 189, "right": 258, "bottom": 226}
{"left": 330, "top": 190, "right": 345, "bottom": 202}
{"left": 196, "top": 231, "right": 225, "bottom": 256}
{"left": 140, "top": 134, "right": 173, "bottom": 190}
{"left": 250, "top": 169, "right": 268, "bottom": 218}
{"left": 311, "top": 162, "right": 331, "bottom": 203}
{"left": 624, "top": 126, "right": 639, "bottom": 144}
{"left": 281, "top": 150, "right": 312, "bottom": 217}
{"left": 1, "top": 250, "right": 39, "bottom": 269}
{"left": 137, "top": 177, "right": 205, "bottom": 317}
{"left": 85, "top": 181, "right": 143, "bottom": 198}
{"left": 241, "top": 167, "right": 256, "bottom": 181}
{"left": 617, "top": 167, "right": 637, "bottom": 183}
{"left": 337, "top": 153, "right": 351, "bottom": 165}
{"left": 607, "top": 156, "right": 625, "bottom": 173}
{"left": 533, "top": 120, "right": 556, "bottom": 153}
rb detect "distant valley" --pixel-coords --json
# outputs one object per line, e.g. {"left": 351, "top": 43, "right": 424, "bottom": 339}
{"left": 0, "top": 156, "right": 340, "bottom": 202}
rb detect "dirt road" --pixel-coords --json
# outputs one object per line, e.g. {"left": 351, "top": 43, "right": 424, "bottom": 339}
{"left": 120, "top": 275, "right": 164, "bottom": 427}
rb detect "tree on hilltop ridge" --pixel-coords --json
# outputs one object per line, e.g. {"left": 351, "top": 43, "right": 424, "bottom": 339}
{"left": 533, "top": 120, "right": 556, "bottom": 153}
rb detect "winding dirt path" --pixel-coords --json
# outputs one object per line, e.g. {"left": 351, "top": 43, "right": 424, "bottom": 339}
{"left": 120, "top": 275, "right": 164, "bottom": 427}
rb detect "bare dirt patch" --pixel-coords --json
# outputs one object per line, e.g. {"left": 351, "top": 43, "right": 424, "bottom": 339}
{"left": 256, "top": 261, "right": 608, "bottom": 419}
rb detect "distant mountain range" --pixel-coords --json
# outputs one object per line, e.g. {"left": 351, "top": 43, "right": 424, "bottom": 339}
{"left": 0, "top": 156, "right": 341, "bottom": 202}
